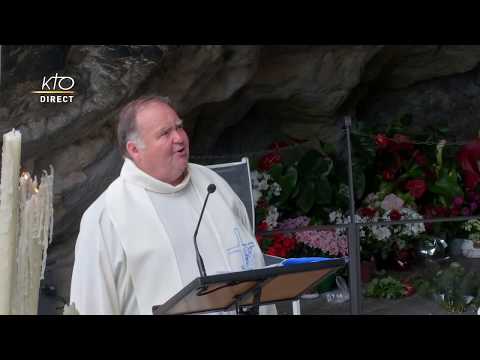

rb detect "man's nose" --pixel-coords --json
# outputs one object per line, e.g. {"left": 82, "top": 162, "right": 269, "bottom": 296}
{"left": 172, "top": 128, "right": 184, "bottom": 143}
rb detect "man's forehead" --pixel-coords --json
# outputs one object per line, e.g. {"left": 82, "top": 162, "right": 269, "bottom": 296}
{"left": 136, "top": 101, "right": 180, "bottom": 127}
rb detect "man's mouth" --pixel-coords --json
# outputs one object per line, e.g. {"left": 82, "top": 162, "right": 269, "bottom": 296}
{"left": 176, "top": 147, "right": 186, "bottom": 156}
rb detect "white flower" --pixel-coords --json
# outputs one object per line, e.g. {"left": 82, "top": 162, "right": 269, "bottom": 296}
{"left": 365, "top": 193, "right": 378, "bottom": 205}
{"left": 270, "top": 182, "right": 281, "bottom": 197}
{"left": 265, "top": 206, "right": 279, "bottom": 230}
{"left": 329, "top": 210, "right": 342, "bottom": 223}
{"left": 371, "top": 225, "right": 392, "bottom": 242}
{"left": 253, "top": 189, "right": 262, "bottom": 207}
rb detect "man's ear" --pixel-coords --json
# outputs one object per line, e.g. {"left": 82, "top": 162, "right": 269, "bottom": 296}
{"left": 126, "top": 141, "right": 140, "bottom": 161}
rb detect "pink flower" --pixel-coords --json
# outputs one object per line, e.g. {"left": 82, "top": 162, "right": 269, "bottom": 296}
{"left": 278, "top": 216, "right": 310, "bottom": 230}
{"left": 295, "top": 229, "right": 348, "bottom": 257}
{"left": 381, "top": 193, "right": 405, "bottom": 211}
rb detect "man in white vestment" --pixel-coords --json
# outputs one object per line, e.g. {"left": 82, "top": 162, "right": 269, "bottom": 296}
{"left": 70, "top": 95, "right": 277, "bottom": 315}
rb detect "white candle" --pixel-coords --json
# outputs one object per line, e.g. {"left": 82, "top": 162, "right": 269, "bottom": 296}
{"left": 0, "top": 129, "right": 22, "bottom": 315}
{"left": 12, "top": 168, "right": 54, "bottom": 315}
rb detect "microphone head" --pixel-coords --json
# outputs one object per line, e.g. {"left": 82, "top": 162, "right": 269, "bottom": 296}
{"left": 207, "top": 184, "right": 216, "bottom": 194}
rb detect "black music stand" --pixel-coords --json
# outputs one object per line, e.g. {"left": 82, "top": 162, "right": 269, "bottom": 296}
{"left": 152, "top": 257, "right": 346, "bottom": 315}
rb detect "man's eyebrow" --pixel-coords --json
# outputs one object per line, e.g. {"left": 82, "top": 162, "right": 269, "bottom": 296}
{"left": 157, "top": 119, "right": 183, "bottom": 133}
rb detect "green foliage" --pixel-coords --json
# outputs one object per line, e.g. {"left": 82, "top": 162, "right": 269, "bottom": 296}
{"left": 267, "top": 149, "right": 342, "bottom": 216}
{"left": 350, "top": 121, "right": 376, "bottom": 200}
{"left": 385, "top": 113, "right": 413, "bottom": 136}
{"left": 430, "top": 262, "right": 480, "bottom": 313}
{"left": 366, "top": 276, "right": 405, "bottom": 299}
{"left": 429, "top": 168, "right": 464, "bottom": 206}
{"left": 276, "top": 166, "right": 298, "bottom": 205}
{"left": 413, "top": 262, "right": 480, "bottom": 313}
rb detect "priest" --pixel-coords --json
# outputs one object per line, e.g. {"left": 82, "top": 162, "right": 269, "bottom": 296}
{"left": 70, "top": 95, "right": 277, "bottom": 315}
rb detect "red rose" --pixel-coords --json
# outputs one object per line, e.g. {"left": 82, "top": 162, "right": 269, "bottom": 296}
{"left": 257, "top": 221, "right": 269, "bottom": 232}
{"left": 258, "top": 152, "right": 281, "bottom": 172}
{"left": 434, "top": 206, "right": 449, "bottom": 218}
{"left": 450, "top": 207, "right": 461, "bottom": 217}
{"left": 359, "top": 207, "right": 377, "bottom": 218}
{"left": 383, "top": 169, "right": 396, "bottom": 181}
{"left": 405, "top": 179, "right": 427, "bottom": 198}
{"left": 392, "top": 134, "right": 415, "bottom": 152}
{"left": 457, "top": 139, "right": 480, "bottom": 191}
{"left": 389, "top": 209, "right": 402, "bottom": 221}
{"left": 266, "top": 247, "right": 278, "bottom": 256}
{"left": 375, "top": 134, "right": 390, "bottom": 149}
{"left": 414, "top": 151, "right": 428, "bottom": 167}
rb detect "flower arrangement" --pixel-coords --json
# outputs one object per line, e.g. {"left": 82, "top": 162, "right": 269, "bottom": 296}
{"left": 352, "top": 116, "right": 480, "bottom": 248}
{"left": 252, "top": 141, "right": 349, "bottom": 259}
{"left": 329, "top": 192, "right": 426, "bottom": 263}
{"left": 252, "top": 119, "right": 480, "bottom": 272}
{"left": 462, "top": 219, "right": 480, "bottom": 246}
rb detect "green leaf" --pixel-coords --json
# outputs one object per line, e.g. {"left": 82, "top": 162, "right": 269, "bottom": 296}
{"left": 255, "top": 207, "right": 268, "bottom": 224}
{"left": 323, "top": 143, "right": 336, "bottom": 156}
{"left": 397, "top": 192, "right": 415, "bottom": 206}
{"left": 352, "top": 164, "right": 366, "bottom": 200}
{"left": 297, "top": 150, "right": 321, "bottom": 176}
{"left": 315, "top": 176, "right": 332, "bottom": 205}
{"left": 429, "top": 168, "right": 463, "bottom": 203}
{"left": 378, "top": 180, "right": 395, "bottom": 198}
{"left": 269, "top": 163, "right": 283, "bottom": 182}
{"left": 297, "top": 150, "right": 332, "bottom": 178}
{"left": 291, "top": 183, "right": 300, "bottom": 199}
{"left": 400, "top": 164, "right": 424, "bottom": 180}
{"left": 277, "top": 166, "right": 298, "bottom": 205}
{"left": 297, "top": 181, "right": 316, "bottom": 213}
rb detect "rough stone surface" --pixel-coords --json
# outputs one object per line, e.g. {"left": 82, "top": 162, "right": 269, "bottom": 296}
{"left": 2, "top": 45, "right": 480, "bottom": 313}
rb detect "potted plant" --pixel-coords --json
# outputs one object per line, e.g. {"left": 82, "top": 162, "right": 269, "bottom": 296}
{"left": 461, "top": 219, "right": 480, "bottom": 258}
{"left": 365, "top": 275, "right": 408, "bottom": 299}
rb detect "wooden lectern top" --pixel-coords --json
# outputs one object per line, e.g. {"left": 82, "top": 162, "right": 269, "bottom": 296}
{"left": 153, "top": 257, "right": 346, "bottom": 315}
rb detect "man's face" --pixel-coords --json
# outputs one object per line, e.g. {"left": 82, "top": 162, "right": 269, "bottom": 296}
{"left": 127, "top": 101, "right": 190, "bottom": 185}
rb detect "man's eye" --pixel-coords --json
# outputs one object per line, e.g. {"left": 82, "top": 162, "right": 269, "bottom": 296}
{"left": 176, "top": 124, "right": 184, "bottom": 129}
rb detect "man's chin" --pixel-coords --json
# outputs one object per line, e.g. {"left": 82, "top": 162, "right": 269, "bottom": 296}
{"left": 175, "top": 153, "right": 189, "bottom": 165}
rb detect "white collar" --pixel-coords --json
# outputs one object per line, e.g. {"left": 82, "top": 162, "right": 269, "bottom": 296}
{"left": 120, "top": 158, "right": 191, "bottom": 194}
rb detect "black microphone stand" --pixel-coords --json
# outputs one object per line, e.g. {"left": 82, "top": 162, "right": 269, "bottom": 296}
{"left": 193, "top": 184, "right": 216, "bottom": 292}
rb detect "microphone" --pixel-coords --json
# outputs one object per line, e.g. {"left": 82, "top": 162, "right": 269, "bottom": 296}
{"left": 193, "top": 184, "right": 216, "bottom": 280}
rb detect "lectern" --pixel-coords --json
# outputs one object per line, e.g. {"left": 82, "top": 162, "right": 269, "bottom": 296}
{"left": 152, "top": 257, "right": 346, "bottom": 315}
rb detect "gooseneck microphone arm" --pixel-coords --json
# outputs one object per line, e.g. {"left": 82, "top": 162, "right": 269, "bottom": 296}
{"left": 193, "top": 184, "right": 216, "bottom": 279}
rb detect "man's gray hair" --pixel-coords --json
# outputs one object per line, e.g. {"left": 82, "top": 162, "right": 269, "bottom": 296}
{"left": 117, "top": 94, "right": 172, "bottom": 159}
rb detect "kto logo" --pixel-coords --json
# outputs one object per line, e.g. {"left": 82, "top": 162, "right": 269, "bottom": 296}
{"left": 31, "top": 73, "right": 76, "bottom": 103}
